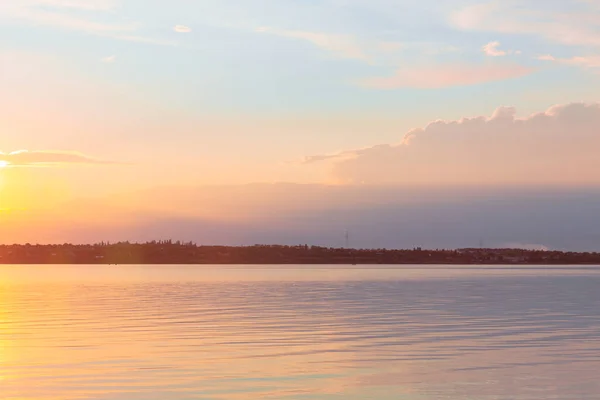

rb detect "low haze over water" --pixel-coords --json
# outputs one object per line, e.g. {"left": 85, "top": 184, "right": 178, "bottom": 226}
{"left": 1, "top": 265, "right": 600, "bottom": 399}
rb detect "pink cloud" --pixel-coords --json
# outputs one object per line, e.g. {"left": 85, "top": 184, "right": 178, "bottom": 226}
{"left": 305, "top": 102, "right": 600, "bottom": 185}
{"left": 450, "top": 2, "right": 600, "bottom": 47}
{"left": 537, "top": 54, "right": 600, "bottom": 71}
{"left": 561, "top": 56, "right": 600, "bottom": 69}
{"left": 482, "top": 41, "right": 507, "bottom": 57}
{"left": 537, "top": 54, "right": 556, "bottom": 61}
{"left": 360, "top": 64, "right": 533, "bottom": 89}
{"left": 256, "top": 27, "right": 369, "bottom": 61}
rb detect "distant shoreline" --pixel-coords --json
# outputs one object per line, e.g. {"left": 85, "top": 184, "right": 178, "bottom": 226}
{"left": 2, "top": 263, "right": 600, "bottom": 266}
{"left": 2, "top": 242, "right": 600, "bottom": 265}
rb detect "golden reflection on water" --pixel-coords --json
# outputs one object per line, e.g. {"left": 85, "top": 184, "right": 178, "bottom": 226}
{"left": 0, "top": 265, "right": 599, "bottom": 399}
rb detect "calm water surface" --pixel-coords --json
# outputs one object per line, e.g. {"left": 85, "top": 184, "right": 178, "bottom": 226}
{"left": 1, "top": 265, "right": 600, "bottom": 399}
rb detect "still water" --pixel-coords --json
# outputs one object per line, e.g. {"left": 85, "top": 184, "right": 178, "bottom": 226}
{"left": 1, "top": 265, "right": 600, "bottom": 399}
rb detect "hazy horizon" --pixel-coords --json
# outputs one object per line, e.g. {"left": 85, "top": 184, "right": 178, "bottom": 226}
{"left": 3, "top": 183, "right": 600, "bottom": 251}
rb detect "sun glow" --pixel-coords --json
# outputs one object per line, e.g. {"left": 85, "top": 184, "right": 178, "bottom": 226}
{"left": 0, "top": 161, "right": 8, "bottom": 168}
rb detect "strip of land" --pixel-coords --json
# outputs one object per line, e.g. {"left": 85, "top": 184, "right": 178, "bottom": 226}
{"left": 1, "top": 242, "right": 599, "bottom": 264}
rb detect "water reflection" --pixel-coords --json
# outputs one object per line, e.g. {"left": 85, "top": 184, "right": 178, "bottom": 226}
{"left": 0, "top": 265, "right": 599, "bottom": 399}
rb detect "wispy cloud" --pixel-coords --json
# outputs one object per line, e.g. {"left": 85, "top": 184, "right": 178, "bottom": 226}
{"left": 538, "top": 54, "right": 600, "bottom": 71}
{"left": 360, "top": 64, "right": 533, "bottom": 89}
{"left": 256, "top": 27, "right": 370, "bottom": 61}
{"left": 173, "top": 25, "right": 191, "bottom": 33}
{"left": 452, "top": 2, "right": 600, "bottom": 72}
{"left": 102, "top": 54, "right": 116, "bottom": 63}
{"left": 32, "top": 0, "right": 118, "bottom": 11}
{"left": 0, "top": 1, "right": 134, "bottom": 32}
{"left": 302, "top": 150, "right": 361, "bottom": 164}
{"left": 537, "top": 54, "right": 556, "bottom": 61}
{"left": 450, "top": 1, "right": 600, "bottom": 47}
{"left": 0, "top": 150, "right": 120, "bottom": 166}
{"left": 255, "top": 26, "right": 465, "bottom": 67}
{"left": 563, "top": 56, "right": 600, "bottom": 69}
{"left": 0, "top": 1, "right": 175, "bottom": 46}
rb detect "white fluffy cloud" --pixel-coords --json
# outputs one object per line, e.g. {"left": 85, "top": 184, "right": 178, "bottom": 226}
{"left": 305, "top": 102, "right": 600, "bottom": 185}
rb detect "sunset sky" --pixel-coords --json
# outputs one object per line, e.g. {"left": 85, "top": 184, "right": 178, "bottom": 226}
{"left": 2, "top": 0, "right": 600, "bottom": 248}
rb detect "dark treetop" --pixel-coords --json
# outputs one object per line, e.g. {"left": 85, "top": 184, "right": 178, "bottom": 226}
{"left": 1, "top": 241, "right": 600, "bottom": 264}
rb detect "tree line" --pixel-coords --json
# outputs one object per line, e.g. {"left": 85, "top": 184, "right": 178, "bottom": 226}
{"left": 1, "top": 242, "right": 600, "bottom": 264}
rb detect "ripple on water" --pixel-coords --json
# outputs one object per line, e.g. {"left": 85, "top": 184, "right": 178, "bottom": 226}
{"left": 0, "top": 266, "right": 599, "bottom": 399}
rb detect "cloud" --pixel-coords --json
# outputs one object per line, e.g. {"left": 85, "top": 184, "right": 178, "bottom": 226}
{"left": 450, "top": 1, "right": 600, "bottom": 47}
{"left": 173, "top": 25, "right": 191, "bottom": 33}
{"left": 254, "top": 27, "right": 461, "bottom": 65}
{"left": 0, "top": 150, "right": 119, "bottom": 166}
{"left": 563, "top": 56, "right": 600, "bottom": 69}
{"left": 302, "top": 150, "right": 364, "bottom": 164}
{"left": 102, "top": 55, "right": 116, "bottom": 63}
{"left": 256, "top": 27, "right": 369, "bottom": 61}
{"left": 537, "top": 54, "right": 600, "bottom": 71}
{"left": 537, "top": 54, "right": 556, "bottom": 61}
{"left": 0, "top": 2, "right": 135, "bottom": 32}
{"left": 305, "top": 102, "right": 600, "bottom": 185}
{"left": 482, "top": 41, "right": 507, "bottom": 57}
{"left": 454, "top": 2, "right": 600, "bottom": 71}
{"left": 110, "top": 35, "right": 177, "bottom": 46}
{"left": 481, "top": 41, "right": 520, "bottom": 57}
{"left": 360, "top": 63, "right": 533, "bottom": 89}
{"left": 0, "top": 1, "right": 175, "bottom": 46}
{"left": 34, "top": 0, "right": 118, "bottom": 11}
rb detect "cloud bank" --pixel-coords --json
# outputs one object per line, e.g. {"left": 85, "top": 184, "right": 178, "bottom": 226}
{"left": 0, "top": 150, "right": 118, "bottom": 166}
{"left": 306, "top": 102, "right": 600, "bottom": 185}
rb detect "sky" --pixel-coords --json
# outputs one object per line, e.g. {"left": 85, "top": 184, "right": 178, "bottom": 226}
{"left": 2, "top": 0, "right": 600, "bottom": 248}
